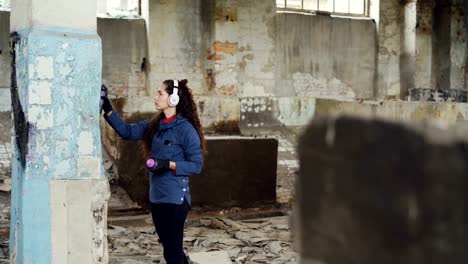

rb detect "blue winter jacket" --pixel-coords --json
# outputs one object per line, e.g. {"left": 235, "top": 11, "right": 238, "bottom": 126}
{"left": 105, "top": 112, "right": 203, "bottom": 206}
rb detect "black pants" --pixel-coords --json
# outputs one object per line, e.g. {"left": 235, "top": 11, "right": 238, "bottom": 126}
{"left": 151, "top": 200, "right": 190, "bottom": 264}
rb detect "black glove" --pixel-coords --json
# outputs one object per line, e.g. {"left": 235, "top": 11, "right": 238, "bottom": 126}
{"left": 100, "top": 96, "right": 113, "bottom": 114}
{"left": 146, "top": 158, "right": 170, "bottom": 173}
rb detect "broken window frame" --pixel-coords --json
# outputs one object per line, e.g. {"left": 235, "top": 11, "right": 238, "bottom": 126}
{"left": 276, "top": 0, "right": 371, "bottom": 18}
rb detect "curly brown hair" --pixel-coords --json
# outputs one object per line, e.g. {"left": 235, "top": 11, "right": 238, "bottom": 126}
{"left": 142, "top": 79, "right": 206, "bottom": 158}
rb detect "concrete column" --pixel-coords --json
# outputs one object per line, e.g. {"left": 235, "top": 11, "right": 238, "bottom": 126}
{"left": 400, "top": 0, "right": 417, "bottom": 98}
{"left": 238, "top": 0, "right": 276, "bottom": 97}
{"left": 465, "top": 0, "right": 468, "bottom": 89}
{"left": 415, "top": 0, "right": 435, "bottom": 89}
{"left": 377, "top": 0, "right": 402, "bottom": 98}
{"left": 208, "top": 0, "right": 239, "bottom": 96}
{"left": 9, "top": 0, "right": 110, "bottom": 263}
{"left": 431, "top": 0, "right": 452, "bottom": 89}
{"left": 449, "top": 0, "right": 465, "bottom": 89}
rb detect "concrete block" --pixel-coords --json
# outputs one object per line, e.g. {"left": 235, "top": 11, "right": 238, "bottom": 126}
{"left": 50, "top": 180, "right": 94, "bottom": 264}
{"left": 190, "top": 136, "right": 278, "bottom": 208}
{"left": 50, "top": 179, "right": 109, "bottom": 264}
{"left": 296, "top": 116, "right": 468, "bottom": 264}
{"left": 111, "top": 118, "right": 278, "bottom": 208}
{"left": 188, "top": 251, "right": 232, "bottom": 264}
{"left": 78, "top": 131, "right": 95, "bottom": 155}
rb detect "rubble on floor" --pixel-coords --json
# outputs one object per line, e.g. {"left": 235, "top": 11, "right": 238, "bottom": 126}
{"left": 108, "top": 215, "right": 297, "bottom": 264}
{"left": 0, "top": 183, "right": 297, "bottom": 263}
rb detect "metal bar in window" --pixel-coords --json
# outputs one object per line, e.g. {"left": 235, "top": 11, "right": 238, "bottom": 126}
{"left": 363, "top": 0, "right": 366, "bottom": 15}
{"left": 317, "top": 0, "right": 319, "bottom": 10}
{"left": 367, "top": 0, "right": 371, "bottom": 16}
{"left": 301, "top": 0, "right": 304, "bottom": 9}
{"left": 348, "top": 0, "right": 350, "bottom": 14}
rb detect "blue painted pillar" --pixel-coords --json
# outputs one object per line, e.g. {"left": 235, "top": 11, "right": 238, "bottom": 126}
{"left": 9, "top": 1, "right": 109, "bottom": 263}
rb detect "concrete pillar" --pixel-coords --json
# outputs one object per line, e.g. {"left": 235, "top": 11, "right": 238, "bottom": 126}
{"left": 400, "top": 0, "right": 417, "bottom": 99}
{"left": 238, "top": 0, "right": 275, "bottom": 97}
{"left": 449, "top": 0, "right": 465, "bottom": 89}
{"left": 415, "top": 0, "right": 435, "bottom": 89}
{"left": 207, "top": 0, "right": 240, "bottom": 96}
{"left": 465, "top": 0, "right": 468, "bottom": 89}
{"left": 377, "top": 0, "right": 402, "bottom": 98}
{"left": 9, "top": 0, "right": 110, "bottom": 263}
{"left": 432, "top": 0, "right": 452, "bottom": 89}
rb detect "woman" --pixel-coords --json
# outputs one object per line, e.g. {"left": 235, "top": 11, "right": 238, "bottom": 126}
{"left": 101, "top": 79, "right": 205, "bottom": 264}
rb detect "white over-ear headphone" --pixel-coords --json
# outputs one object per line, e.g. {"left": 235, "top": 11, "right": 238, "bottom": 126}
{"left": 168, "top": 80, "right": 180, "bottom": 107}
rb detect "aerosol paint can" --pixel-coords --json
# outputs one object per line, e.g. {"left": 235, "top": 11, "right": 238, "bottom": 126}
{"left": 146, "top": 158, "right": 158, "bottom": 170}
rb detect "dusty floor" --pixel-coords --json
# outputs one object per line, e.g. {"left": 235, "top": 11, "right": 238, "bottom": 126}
{"left": 108, "top": 185, "right": 298, "bottom": 264}
{"left": 0, "top": 185, "right": 298, "bottom": 263}
{"left": 108, "top": 215, "right": 297, "bottom": 264}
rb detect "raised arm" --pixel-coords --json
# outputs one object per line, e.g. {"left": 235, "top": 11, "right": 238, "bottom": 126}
{"left": 104, "top": 111, "right": 149, "bottom": 141}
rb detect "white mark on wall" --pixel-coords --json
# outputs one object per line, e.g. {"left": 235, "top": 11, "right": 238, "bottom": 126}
{"left": 29, "top": 81, "right": 52, "bottom": 105}
{"left": 292, "top": 72, "right": 356, "bottom": 99}
{"left": 29, "top": 106, "right": 53, "bottom": 129}
{"left": 43, "top": 155, "right": 50, "bottom": 170}
{"left": 78, "top": 131, "right": 94, "bottom": 155}
{"left": 59, "top": 42, "right": 70, "bottom": 49}
{"left": 277, "top": 97, "right": 316, "bottom": 126}
{"left": 31, "top": 56, "right": 54, "bottom": 79}
{"left": 240, "top": 82, "right": 271, "bottom": 97}
{"left": 240, "top": 98, "right": 268, "bottom": 113}
{"left": 78, "top": 156, "right": 101, "bottom": 179}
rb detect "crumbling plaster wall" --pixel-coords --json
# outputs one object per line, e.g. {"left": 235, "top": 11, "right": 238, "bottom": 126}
{"left": 97, "top": 18, "right": 148, "bottom": 98}
{"left": 145, "top": 0, "right": 206, "bottom": 95}
{"left": 275, "top": 13, "right": 377, "bottom": 100}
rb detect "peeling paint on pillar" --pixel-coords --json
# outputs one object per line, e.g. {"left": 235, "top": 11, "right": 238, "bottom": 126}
{"left": 9, "top": 27, "right": 109, "bottom": 264}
